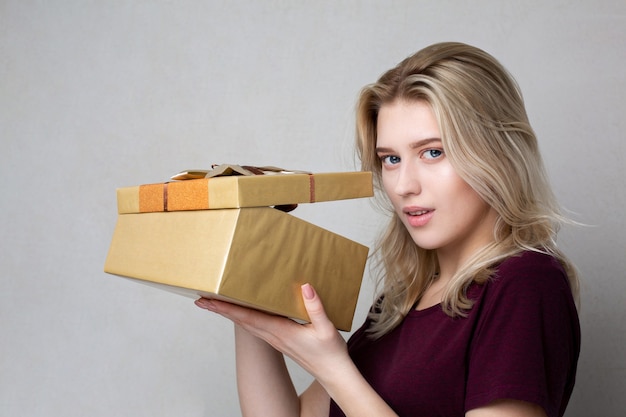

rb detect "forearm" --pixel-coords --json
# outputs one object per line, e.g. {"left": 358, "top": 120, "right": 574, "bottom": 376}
{"left": 196, "top": 291, "right": 394, "bottom": 417}
{"left": 235, "top": 324, "right": 300, "bottom": 417}
{"left": 236, "top": 329, "right": 395, "bottom": 417}
{"left": 318, "top": 358, "right": 398, "bottom": 417}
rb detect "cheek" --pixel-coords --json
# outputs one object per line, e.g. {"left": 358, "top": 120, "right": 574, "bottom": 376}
{"left": 455, "top": 185, "right": 492, "bottom": 224}
{"left": 443, "top": 170, "right": 486, "bottom": 209}
{"left": 380, "top": 171, "right": 395, "bottom": 197}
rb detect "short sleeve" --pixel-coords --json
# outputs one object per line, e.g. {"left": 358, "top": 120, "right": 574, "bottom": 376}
{"left": 464, "top": 253, "right": 580, "bottom": 417}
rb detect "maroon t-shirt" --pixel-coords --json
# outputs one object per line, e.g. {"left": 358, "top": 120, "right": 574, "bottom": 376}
{"left": 329, "top": 251, "right": 580, "bottom": 417}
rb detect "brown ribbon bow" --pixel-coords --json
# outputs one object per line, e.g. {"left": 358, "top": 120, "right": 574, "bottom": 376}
{"left": 170, "top": 165, "right": 314, "bottom": 212}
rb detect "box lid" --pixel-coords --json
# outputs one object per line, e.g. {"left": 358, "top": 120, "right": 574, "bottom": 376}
{"left": 116, "top": 166, "right": 373, "bottom": 214}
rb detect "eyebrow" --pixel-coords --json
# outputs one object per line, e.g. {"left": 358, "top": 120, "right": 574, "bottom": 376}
{"left": 375, "top": 138, "right": 442, "bottom": 153}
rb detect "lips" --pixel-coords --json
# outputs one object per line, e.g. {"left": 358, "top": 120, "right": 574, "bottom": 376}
{"left": 407, "top": 209, "right": 430, "bottom": 216}
{"left": 403, "top": 207, "right": 434, "bottom": 227}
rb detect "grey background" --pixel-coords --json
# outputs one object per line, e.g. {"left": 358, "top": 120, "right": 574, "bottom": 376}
{"left": 2, "top": 1, "right": 625, "bottom": 416}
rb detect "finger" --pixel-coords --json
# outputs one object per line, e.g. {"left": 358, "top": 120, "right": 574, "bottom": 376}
{"left": 195, "top": 297, "right": 217, "bottom": 311}
{"left": 196, "top": 298, "right": 258, "bottom": 322}
{"left": 195, "top": 297, "right": 290, "bottom": 342}
{"left": 301, "top": 284, "right": 334, "bottom": 331}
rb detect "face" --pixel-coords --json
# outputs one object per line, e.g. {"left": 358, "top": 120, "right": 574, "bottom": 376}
{"left": 376, "top": 100, "right": 498, "bottom": 262}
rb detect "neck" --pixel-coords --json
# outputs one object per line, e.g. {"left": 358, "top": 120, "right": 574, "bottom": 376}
{"left": 435, "top": 208, "right": 500, "bottom": 281}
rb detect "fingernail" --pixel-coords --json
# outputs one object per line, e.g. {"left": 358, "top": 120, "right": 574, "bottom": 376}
{"left": 195, "top": 298, "right": 216, "bottom": 311}
{"left": 301, "top": 283, "right": 315, "bottom": 300}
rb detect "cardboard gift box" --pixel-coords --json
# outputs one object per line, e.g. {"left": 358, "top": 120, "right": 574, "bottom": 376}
{"left": 104, "top": 169, "right": 373, "bottom": 331}
{"left": 105, "top": 207, "right": 368, "bottom": 331}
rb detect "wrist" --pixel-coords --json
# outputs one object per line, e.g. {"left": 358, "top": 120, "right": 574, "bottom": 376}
{"left": 319, "top": 360, "right": 398, "bottom": 417}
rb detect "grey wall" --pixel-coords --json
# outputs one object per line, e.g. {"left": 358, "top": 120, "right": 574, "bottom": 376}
{"left": 2, "top": 1, "right": 624, "bottom": 416}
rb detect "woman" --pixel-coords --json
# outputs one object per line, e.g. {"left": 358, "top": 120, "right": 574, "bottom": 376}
{"left": 195, "top": 42, "right": 581, "bottom": 417}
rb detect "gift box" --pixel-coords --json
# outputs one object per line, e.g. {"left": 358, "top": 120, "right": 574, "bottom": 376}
{"left": 104, "top": 168, "right": 372, "bottom": 331}
{"left": 105, "top": 207, "right": 368, "bottom": 331}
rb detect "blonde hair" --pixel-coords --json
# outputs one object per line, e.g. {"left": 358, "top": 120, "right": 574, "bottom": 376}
{"left": 356, "top": 42, "right": 580, "bottom": 338}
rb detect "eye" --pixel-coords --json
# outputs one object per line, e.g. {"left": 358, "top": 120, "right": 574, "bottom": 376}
{"left": 380, "top": 155, "right": 401, "bottom": 166}
{"left": 422, "top": 149, "right": 443, "bottom": 160}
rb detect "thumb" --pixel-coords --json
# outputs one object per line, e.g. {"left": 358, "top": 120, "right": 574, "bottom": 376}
{"left": 301, "top": 283, "right": 333, "bottom": 329}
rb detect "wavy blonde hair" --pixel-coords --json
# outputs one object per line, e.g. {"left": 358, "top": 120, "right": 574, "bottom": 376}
{"left": 356, "top": 42, "right": 580, "bottom": 338}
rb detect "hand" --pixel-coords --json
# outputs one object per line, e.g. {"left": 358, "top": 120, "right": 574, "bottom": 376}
{"left": 195, "top": 284, "right": 350, "bottom": 383}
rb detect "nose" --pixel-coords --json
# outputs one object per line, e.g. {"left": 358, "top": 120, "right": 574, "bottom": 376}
{"left": 393, "top": 162, "right": 421, "bottom": 197}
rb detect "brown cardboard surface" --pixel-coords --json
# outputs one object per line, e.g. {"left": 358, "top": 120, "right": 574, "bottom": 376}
{"left": 104, "top": 207, "right": 368, "bottom": 331}
{"left": 116, "top": 171, "right": 373, "bottom": 214}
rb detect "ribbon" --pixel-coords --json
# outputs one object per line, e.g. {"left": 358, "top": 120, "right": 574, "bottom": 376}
{"left": 170, "top": 164, "right": 311, "bottom": 180}
{"left": 163, "top": 182, "right": 169, "bottom": 212}
{"left": 165, "top": 164, "right": 316, "bottom": 212}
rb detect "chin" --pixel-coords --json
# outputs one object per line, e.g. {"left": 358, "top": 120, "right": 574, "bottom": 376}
{"left": 408, "top": 235, "right": 441, "bottom": 251}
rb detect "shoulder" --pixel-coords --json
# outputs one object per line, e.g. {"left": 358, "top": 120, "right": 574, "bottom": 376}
{"left": 488, "top": 250, "right": 571, "bottom": 297}
{"left": 469, "top": 250, "right": 579, "bottom": 341}
{"left": 467, "top": 250, "right": 578, "bottom": 330}
{"left": 496, "top": 250, "right": 565, "bottom": 275}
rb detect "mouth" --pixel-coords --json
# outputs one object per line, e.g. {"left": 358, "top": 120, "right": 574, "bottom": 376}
{"left": 404, "top": 206, "right": 434, "bottom": 215}
{"left": 406, "top": 209, "right": 432, "bottom": 216}
{"left": 403, "top": 207, "right": 435, "bottom": 227}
